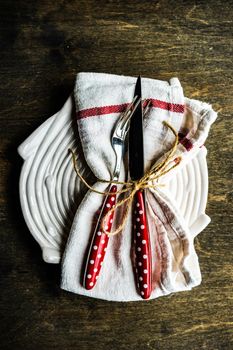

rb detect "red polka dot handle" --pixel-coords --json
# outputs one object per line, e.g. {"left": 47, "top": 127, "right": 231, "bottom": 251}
{"left": 84, "top": 185, "right": 117, "bottom": 290}
{"left": 133, "top": 190, "right": 152, "bottom": 299}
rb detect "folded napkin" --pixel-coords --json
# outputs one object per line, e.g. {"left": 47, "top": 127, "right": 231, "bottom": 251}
{"left": 61, "top": 73, "right": 217, "bottom": 301}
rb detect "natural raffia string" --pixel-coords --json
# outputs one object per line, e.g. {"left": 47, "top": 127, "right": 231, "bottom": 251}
{"left": 69, "top": 121, "right": 181, "bottom": 236}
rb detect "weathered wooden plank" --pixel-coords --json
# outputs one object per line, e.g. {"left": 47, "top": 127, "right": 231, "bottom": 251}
{"left": 0, "top": 0, "right": 232, "bottom": 349}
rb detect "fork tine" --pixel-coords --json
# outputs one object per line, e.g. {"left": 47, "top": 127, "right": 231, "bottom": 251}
{"left": 117, "top": 95, "right": 138, "bottom": 125}
{"left": 143, "top": 99, "right": 152, "bottom": 116}
{"left": 112, "top": 96, "right": 142, "bottom": 140}
{"left": 124, "top": 98, "right": 152, "bottom": 134}
{"left": 125, "top": 95, "right": 138, "bottom": 114}
{"left": 121, "top": 97, "right": 141, "bottom": 130}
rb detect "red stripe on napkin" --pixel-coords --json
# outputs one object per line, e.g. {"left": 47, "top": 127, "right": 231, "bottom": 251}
{"left": 77, "top": 103, "right": 129, "bottom": 119}
{"left": 179, "top": 137, "right": 193, "bottom": 151}
{"left": 149, "top": 99, "right": 184, "bottom": 113}
{"left": 178, "top": 129, "right": 193, "bottom": 151}
{"left": 77, "top": 100, "right": 184, "bottom": 119}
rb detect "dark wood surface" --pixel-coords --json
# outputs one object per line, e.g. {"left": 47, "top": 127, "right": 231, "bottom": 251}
{"left": 0, "top": 1, "right": 232, "bottom": 349}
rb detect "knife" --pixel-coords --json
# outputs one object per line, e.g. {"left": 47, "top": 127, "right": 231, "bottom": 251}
{"left": 129, "top": 76, "right": 152, "bottom": 299}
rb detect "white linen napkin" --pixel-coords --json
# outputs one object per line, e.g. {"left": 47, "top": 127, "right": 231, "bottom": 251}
{"left": 61, "top": 72, "right": 217, "bottom": 301}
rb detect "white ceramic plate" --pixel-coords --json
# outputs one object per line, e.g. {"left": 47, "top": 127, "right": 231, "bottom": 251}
{"left": 18, "top": 97, "right": 210, "bottom": 263}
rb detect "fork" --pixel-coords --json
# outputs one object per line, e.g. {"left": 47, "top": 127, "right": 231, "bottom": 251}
{"left": 83, "top": 96, "right": 141, "bottom": 290}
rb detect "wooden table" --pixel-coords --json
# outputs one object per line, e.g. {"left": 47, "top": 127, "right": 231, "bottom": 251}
{"left": 0, "top": 1, "right": 232, "bottom": 349}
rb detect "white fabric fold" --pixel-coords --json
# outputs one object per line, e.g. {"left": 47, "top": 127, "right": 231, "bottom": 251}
{"left": 61, "top": 72, "right": 217, "bottom": 301}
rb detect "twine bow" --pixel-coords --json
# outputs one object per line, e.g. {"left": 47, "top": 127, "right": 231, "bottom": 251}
{"left": 69, "top": 121, "right": 181, "bottom": 236}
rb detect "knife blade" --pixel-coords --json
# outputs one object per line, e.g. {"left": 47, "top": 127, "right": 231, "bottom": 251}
{"left": 129, "top": 76, "right": 152, "bottom": 299}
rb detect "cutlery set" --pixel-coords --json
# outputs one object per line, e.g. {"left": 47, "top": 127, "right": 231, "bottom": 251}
{"left": 84, "top": 77, "right": 152, "bottom": 299}
{"left": 19, "top": 71, "right": 216, "bottom": 301}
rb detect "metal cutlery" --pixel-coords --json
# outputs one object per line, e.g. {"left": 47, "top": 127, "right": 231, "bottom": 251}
{"left": 84, "top": 96, "right": 140, "bottom": 290}
{"left": 129, "top": 76, "right": 152, "bottom": 299}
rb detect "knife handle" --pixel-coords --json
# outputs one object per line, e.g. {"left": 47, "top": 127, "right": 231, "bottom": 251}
{"left": 133, "top": 190, "right": 152, "bottom": 299}
{"left": 84, "top": 185, "right": 117, "bottom": 290}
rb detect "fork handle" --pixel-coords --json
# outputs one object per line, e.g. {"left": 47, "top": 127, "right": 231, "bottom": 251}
{"left": 84, "top": 185, "right": 117, "bottom": 290}
{"left": 133, "top": 190, "right": 152, "bottom": 299}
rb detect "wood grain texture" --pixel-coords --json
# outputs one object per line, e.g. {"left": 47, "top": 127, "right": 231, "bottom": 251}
{"left": 0, "top": 0, "right": 232, "bottom": 349}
